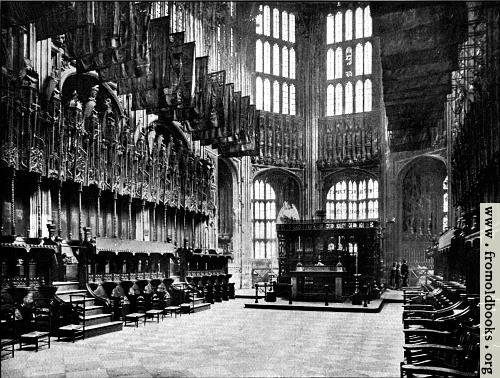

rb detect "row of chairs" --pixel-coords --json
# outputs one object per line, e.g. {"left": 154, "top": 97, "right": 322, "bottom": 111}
{"left": 123, "top": 294, "right": 184, "bottom": 327}
{"left": 400, "top": 280, "right": 479, "bottom": 377}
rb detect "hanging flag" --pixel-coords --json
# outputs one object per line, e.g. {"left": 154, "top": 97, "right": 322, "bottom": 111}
{"left": 161, "top": 41, "right": 195, "bottom": 112}
{"left": 212, "top": 83, "right": 234, "bottom": 148}
{"left": 149, "top": 16, "right": 170, "bottom": 89}
{"left": 191, "top": 56, "right": 209, "bottom": 134}
{"left": 239, "top": 96, "right": 250, "bottom": 144}
{"left": 200, "top": 71, "right": 226, "bottom": 146}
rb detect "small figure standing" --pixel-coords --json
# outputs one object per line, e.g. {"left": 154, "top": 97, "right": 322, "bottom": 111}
{"left": 390, "top": 262, "right": 396, "bottom": 288}
{"left": 395, "top": 262, "right": 401, "bottom": 289}
{"left": 401, "top": 259, "right": 409, "bottom": 288}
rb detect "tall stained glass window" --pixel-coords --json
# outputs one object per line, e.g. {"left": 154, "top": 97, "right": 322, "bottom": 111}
{"left": 253, "top": 180, "right": 277, "bottom": 259}
{"left": 255, "top": 5, "right": 296, "bottom": 115}
{"left": 326, "top": 6, "right": 373, "bottom": 117}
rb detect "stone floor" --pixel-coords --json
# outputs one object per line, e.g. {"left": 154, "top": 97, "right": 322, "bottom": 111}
{"left": 1, "top": 299, "right": 403, "bottom": 377}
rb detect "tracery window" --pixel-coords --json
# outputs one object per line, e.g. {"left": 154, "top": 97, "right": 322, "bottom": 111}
{"left": 326, "top": 6, "right": 373, "bottom": 116}
{"left": 326, "top": 178, "right": 379, "bottom": 221}
{"left": 255, "top": 5, "right": 296, "bottom": 115}
{"left": 253, "top": 180, "right": 277, "bottom": 259}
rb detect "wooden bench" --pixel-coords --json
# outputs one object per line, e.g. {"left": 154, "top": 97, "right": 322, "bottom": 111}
{"left": 124, "top": 313, "right": 146, "bottom": 327}
{"left": 19, "top": 331, "right": 50, "bottom": 352}
{"left": 164, "top": 306, "right": 181, "bottom": 318}
{"left": 145, "top": 309, "right": 164, "bottom": 323}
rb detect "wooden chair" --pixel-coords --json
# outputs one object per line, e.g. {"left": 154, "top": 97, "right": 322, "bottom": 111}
{"left": 1, "top": 308, "right": 17, "bottom": 359}
{"left": 145, "top": 295, "right": 164, "bottom": 323}
{"left": 58, "top": 294, "right": 86, "bottom": 343}
{"left": 403, "top": 294, "right": 468, "bottom": 322}
{"left": 400, "top": 327, "right": 479, "bottom": 377}
{"left": 19, "top": 300, "right": 51, "bottom": 352}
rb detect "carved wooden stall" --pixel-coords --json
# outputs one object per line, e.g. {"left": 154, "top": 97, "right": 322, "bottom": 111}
{"left": 0, "top": 2, "right": 259, "bottom": 301}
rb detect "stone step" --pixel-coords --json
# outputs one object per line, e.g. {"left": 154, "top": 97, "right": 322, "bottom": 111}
{"left": 85, "top": 305, "right": 105, "bottom": 316}
{"left": 52, "top": 281, "right": 80, "bottom": 291}
{"left": 55, "top": 290, "right": 88, "bottom": 302}
{"left": 81, "top": 313, "right": 113, "bottom": 327}
{"left": 83, "top": 321, "right": 123, "bottom": 339}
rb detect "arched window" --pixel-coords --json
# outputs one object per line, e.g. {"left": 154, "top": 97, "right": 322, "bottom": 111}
{"left": 327, "top": 14, "right": 334, "bottom": 44}
{"left": 335, "top": 12, "right": 343, "bottom": 43}
{"left": 327, "top": 49, "right": 334, "bottom": 80}
{"left": 335, "top": 47, "right": 343, "bottom": 79}
{"left": 253, "top": 180, "right": 277, "bottom": 259}
{"left": 355, "top": 43, "right": 363, "bottom": 76}
{"left": 327, "top": 84, "right": 334, "bottom": 116}
{"left": 345, "top": 9, "right": 353, "bottom": 41}
{"left": 256, "top": 76, "right": 263, "bottom": 110}
{"left": 364, "top": 79, "right": 372, "bottom": 112}
{"left": 355, "top": 80, "right": 363, "bottom": 113}
{"left": 289, "top": 48, "right": 296, "bottom": 79}
{"left": 289, "top": 13, "right": 296, "bottom": 43}
{"left": 364, "top": 42, "right": 372, "bottom": 75}
{"left": 263, "top": 41, "right": 271, "bottom": 74}
{"left": 355, "top": 7, "right": 363, "bottom": 39}
{"left": 364, "top": 6, "right": 372, "bottom": 38}
{"left": 273, "top": 8, "right": 280, "bottom": 39}
{"left": 273, "top": 80, "right": 280, "bottom": 113}
{"left": 327, "top": 178, "right": 378, "bottom": 221}
{"left": 264, "top": 78, "right": 271, "bottom": 111}
{"left": 282, "top": 46, "right": 289, "bottom": 78}
{"left": 263, "top": 6, "right": 271, "bottom": 36}
{"left": 273, "top": 44, "right": 280, "bottom": 76}
{"left": 256, "top": 6, "right": 263, "bottom": 34}
{"left": 256, "top": 39, "right": 263, "bottom": 72}
{"left": 345, "top": 82, "right": 353, "bottom": 114}
{"left": 282, "top": 82, "right": 289, "bottom": 114}
{"left": 282, "top": 11, "right": 288, "bottom": 41}
{"left": 335, "top": 83, "right": 343, "bottom": 115}
{"left": 290, "top": 84, "right": 296, "bottom": 115}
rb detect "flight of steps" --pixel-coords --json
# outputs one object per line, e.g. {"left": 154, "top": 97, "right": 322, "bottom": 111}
{"left": 53, "top": 281, "right": 123, "bottom": 339}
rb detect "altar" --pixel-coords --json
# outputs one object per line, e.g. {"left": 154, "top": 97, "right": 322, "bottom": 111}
{"left": 290, "top": 265, "right": 346, "bottom": 300}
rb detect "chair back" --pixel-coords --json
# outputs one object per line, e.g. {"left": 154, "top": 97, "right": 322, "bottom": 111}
{"left": 136, "top": 296, "right": 146, "bottom": 313}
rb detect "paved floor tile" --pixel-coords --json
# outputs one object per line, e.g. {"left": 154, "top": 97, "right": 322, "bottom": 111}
{"left": 1, "top": 299, "right": 403, "bottom": 377}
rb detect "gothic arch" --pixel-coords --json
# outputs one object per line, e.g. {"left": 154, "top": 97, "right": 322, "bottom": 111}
{"left": 397, "top": 154, "right": 447, "bottom": 182}
{"left": 253, "top": 167, "right": 303, "bottom": 219}
{"left": 397, "top": 155, "right": 447, "bottom": 265}
{"left": 60, "top": 69, "right": 124, "bottom": 116}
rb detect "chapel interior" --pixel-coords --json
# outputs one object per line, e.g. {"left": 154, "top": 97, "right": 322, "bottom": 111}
{"left": 0, "top": 1, "right": 499, "bottom": 377}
